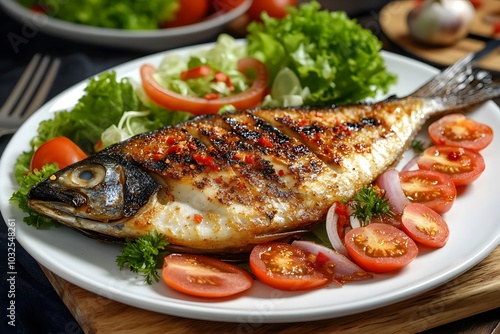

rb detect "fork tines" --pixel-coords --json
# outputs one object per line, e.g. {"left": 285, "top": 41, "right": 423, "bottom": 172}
{"left": 0, "top": 54, "right": 61, "bottom": 124}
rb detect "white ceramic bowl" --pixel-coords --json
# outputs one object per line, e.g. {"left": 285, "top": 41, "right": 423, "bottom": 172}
{"left": 0, "top": 0, "right": 252, "bottom": 51}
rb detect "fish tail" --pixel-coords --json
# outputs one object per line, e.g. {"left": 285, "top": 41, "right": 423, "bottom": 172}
{"left": 409, "top": 52, "right": 500, "bottom": 111}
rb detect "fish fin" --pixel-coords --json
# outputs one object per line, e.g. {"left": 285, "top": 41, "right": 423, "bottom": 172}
{"left": 75, "top": 228, "right": 126, "bottom": 243}
{"left": 410, "top": 52, "right": 500, "bottom": 111}
{"left": 164, "top": 244, "right": 250, "bottom": 261}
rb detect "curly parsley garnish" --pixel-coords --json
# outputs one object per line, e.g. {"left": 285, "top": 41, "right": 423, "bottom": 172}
{"left": 410, "top": 139, "right": 429, "bottom": 154}
{"left": 349, "top": 186, "right": 394, "bottom": 226}
{"left": 116, "top": 231, "right": 169, "bottom": 285}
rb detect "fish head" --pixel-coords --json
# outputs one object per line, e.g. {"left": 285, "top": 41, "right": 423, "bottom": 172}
{"left": 28, "top": 154, "right": 160, "bottom": 226}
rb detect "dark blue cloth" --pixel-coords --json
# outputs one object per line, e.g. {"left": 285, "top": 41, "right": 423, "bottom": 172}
{"left": 0, "top": 8, "right": 149, "bottom": 334}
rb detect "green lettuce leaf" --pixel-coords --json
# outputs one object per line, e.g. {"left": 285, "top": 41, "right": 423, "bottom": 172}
{"left": 247, "top": 1, "right": 397, "bottom": 106}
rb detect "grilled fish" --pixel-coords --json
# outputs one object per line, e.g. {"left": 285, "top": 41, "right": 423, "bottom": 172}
{"left": 28, "top": 53, "right": 500, "bottom": 253}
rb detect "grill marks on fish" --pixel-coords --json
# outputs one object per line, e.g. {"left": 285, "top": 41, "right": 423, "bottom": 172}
{"left": 253, "top": 99, "right": 426, "bottom": 199}
{"left": 112, "top": 110, "right": 341, "bottom": 248}
{"left": 254, "top": 101, "right": 417, "bottom": 168}
{"left": 105, "top": 98, "right": 426, "bottom": 250}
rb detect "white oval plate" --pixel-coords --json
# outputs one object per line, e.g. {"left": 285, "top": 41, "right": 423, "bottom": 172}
{"left": 1, "top": 43, "right": 499, "bottom": 323}
{"left": 0, "top": 0, "right": 251, "bottom": 51}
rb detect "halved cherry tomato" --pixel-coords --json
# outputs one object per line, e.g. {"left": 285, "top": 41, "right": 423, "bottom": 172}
{"left": 161, "top": 0, "right": 210, "bottom": 28}
{"left": 399, "top": 169, "right": 457, "bottom": 214}
{"left": 162, "top": 253, "right": 252, "bottom": 298}
{"left": 416, "top": 145, "right": 485, "bottom": 186}
{"left": 401, "top": 203, "right": 449, "bottom": 248}
{"left": 30, "top": 136, "right": 87, "bottom": 172}
{"left": 344, "top": 223, "right": 418, "bottom": 273}
{"left": 141, "top": 57, "right": 268, "bottom": 116}
{"left": 249, "top": 242, "right": 329, "bottom": 291}
{"left": 247, "top": 0, "right": 297, "bottom": 21}
{"left": 428, "top": 114, "right": 493, "bottom": 151}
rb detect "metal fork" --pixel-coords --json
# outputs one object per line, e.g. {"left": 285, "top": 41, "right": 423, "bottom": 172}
{"left": 0, "top": 54, "right": 61, "bottom": 137}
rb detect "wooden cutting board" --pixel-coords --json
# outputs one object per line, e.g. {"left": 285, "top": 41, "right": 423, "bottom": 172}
{"left": 380, "top": 0, "right": 500, "bottom": 72}
{"left": 41, "top": 246, "right": 499, "bottom": 334}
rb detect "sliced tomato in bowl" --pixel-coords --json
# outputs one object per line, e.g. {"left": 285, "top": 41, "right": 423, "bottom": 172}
{"left": 399, "top": 169, "right": 456, "bottom": 214}
{"left": 249, "top": 242, "right": 329, "bottom": 291}
{"left": 416, "top": 145, "right": 485, "bottom": 186}
{"left": 162, "top": 253, "right": 252, "bottom": 298}
{"left": 344, "top": 223, "right": 418, "bottom": 273}
{"left": 428, "top": 113, "right": 493, "bottom": 151}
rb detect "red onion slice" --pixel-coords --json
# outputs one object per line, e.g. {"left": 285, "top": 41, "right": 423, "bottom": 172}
{"left": 401, "top": 156, "right": 420, "bottom": 171}
{"left": 376, "top": 169, "right": 410, "bottom": 215}
{"left": 292, "top": 240, "right": 373, "bottom": 283}
{"left": 325, "top": 203, "right": 348, "bottom": 256}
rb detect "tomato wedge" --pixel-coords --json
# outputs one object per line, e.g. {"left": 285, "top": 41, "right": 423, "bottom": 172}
{"left": 141, "top": 57, "right": 268, "bottom": 116}
{"left": 416, "top": 145, "right": 485, "bottom": 186}
{"left": 401, "top": 203, "right": 449, "bottom": 248}
{"left": 162, "top": 254, "right": 252, "bottom": 298}
{"left": 428, "top": 113, "right": 493, "bottom": 151}
{"left": 180, "top": 65, "right": 212, "bottom": 80}
{"left": 249, "top": 242, "right": 329, "bottom": 291}
{"left": 344, "top": 223, "right": 418, "bottom": 273}
{"left": 30, "top": 136, "right": 87, "bottom": 172}
{"left": 399, "top": 169, "right": 457, "bottom": 214}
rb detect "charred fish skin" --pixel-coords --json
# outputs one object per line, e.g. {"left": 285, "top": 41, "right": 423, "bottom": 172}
{"left": 27, "top": 53, "right": 500, "bottom": 252}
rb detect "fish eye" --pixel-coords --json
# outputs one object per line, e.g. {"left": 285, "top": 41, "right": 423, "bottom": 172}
{"left": 78, "top": 170, "right": 95, "bottom": 180}
{"left": 68, "top": 164, "right": 106, "bottom": 188}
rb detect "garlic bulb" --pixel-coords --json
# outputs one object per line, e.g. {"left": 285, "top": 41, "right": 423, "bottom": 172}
{"left": 407, "top": 0, "right": 475, "bottom": 46}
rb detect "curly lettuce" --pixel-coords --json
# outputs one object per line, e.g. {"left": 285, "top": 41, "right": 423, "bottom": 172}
{"left": 247, "top": 1, "right": 397, "bottom": 106}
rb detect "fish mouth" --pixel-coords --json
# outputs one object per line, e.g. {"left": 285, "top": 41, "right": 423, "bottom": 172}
{"left": 28, "top": 181, "right": 88, "bottom": 209}
{"left": 28, "top": 199, "right": 126, "bottom": 232}
{"left": 28, "top": 181, "right": 89, "bottom": 226}
{"left": 28, "top": 199, "right": 79, "bottom": 226}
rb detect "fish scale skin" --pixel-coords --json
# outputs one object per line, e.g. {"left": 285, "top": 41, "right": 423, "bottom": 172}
{"left": 85, "top": 98, "right": 428, "bottom": 251}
